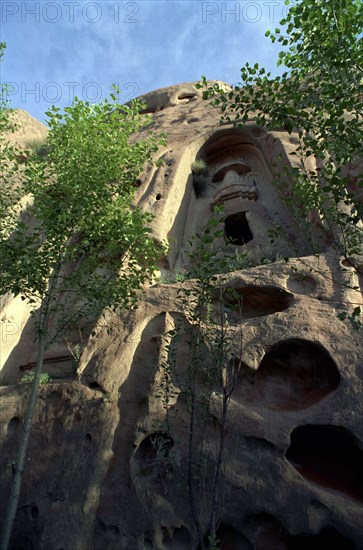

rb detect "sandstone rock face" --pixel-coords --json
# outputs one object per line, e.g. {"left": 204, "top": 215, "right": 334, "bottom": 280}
{"left": 1, "top": 84, "right": 363, "bottom": 549}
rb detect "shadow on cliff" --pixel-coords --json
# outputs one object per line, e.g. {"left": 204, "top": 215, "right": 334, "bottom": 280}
{"left": 93, "top": 312, "right": 184, "bottom": 549}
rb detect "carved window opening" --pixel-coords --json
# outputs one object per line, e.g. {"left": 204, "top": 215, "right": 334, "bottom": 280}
{"left": 224, "top": 212, "right": 253, "bottom": 245}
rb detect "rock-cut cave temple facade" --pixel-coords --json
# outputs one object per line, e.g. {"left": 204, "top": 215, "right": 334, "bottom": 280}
{"left": 0, "top": 83, "right": 362, "bottom": 549}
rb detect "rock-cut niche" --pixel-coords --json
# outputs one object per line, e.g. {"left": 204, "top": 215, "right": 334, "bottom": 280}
{"left": 215, "top": 285, "right": 294, "bottom": 322}
{"left": 286, "top": 425, "right": 363, "bottom": 504}
{"left": 255, "top": 339, "right": 340, "bottom": 410}
{"left": 178, "top": 127, "right": 293, "bottom": 273}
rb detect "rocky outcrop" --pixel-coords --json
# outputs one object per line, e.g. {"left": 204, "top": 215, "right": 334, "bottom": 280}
{"left": 0, "top": 83, "right": 362, "bottom": 549}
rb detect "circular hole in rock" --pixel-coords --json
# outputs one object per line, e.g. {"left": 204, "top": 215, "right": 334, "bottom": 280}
{"left": 133, "top": 179, "right": 142, "bottom": 188}
{"left": 216, "top": 286, "right": 294, "bottom": 322}
{"left": 155, "top": 194, "right": 162, "bottom": 201}
{"left": 341, "top": 258, "right": 354, "bottom": 268}
{"left": 85, "top": 433, "right": 92, "bottom": 443}
{"left": 131, "top": 432, "right": 174, "bottom": 481}
{"left": 7, "top": 416, "right": 20, "bottom": 437}
{"left": 287, "top": 274, "right": 317, "bottom": 294}
{"left": 286, "top": 425, "right": 363, "bottom": 503}
{"left": 256, "top": 339, "right": 340, "bottom": 410}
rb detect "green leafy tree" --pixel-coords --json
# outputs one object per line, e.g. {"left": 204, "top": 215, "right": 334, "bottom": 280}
{"left": 198, "top": 0, "right": 362, "bottom": 324}
{"left": 0, "top": 89, "right": 166, "bottom": 549}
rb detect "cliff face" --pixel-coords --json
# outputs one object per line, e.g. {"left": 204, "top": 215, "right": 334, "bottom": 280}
{"left": 1, "top": 84, "right": 363, "bottom": 550}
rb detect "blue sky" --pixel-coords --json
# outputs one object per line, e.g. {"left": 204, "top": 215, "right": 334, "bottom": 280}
{"left": 1, "top": 1, "right": 288, "bottom": 124}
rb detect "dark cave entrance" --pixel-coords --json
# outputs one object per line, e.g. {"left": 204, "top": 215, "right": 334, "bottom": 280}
{"left": 286, "top": 425, "right": 363, "bottom": 503}
{"left": 224, "top": 212, "right": 253, "bottom": 245}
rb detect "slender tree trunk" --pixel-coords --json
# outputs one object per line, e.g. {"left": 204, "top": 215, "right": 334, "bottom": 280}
{"left": 188, "top": 391, "right": 206, "bottom": 550}
{"left": 188, "top": 325, "right": 205, "bottom": 550}
{"left": 208, "top": 298, "right": 227, "bottom": 546}
{"left": 209, "top": 391, "right": 228, "bottom": 544}
{"left": 0, "top": 275, "right": 57, "bottom": 550}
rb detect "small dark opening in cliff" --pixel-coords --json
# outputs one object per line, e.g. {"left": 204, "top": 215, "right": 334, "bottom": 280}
{"left": 178, "top": 93, "right": 197, "bottom": 101}
{"left": 225, "top": 212, "right": 253, "bottom": 245}
{"left": 286, "top": 425, "right": 363, "bottom": 503}
{"left": 7, "top": 416, "right": 20, "bottom": 437}
{"left": 156, "top": 194, "right": 162, "bottom": 201}
{"left": 256, "top": 339, "right": 340, "bottom": 410}
{"left": 89, "top": 381, "right": 102, "bottom": 390}
{"left": 216, "top": 285, "right": 294, "bottom": 322}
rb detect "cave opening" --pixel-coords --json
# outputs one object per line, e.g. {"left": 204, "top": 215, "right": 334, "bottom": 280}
{"left": 256, "top": 339, "right": 340, "bottom": 410}
{"left": 225, "top": 212, "right": 253, "bottom": 245}
{"left": 286, "top": 425, "right": 363, "bottom": 503}
{"left": 216, "top": 286, "right": 294, "bottom": 322}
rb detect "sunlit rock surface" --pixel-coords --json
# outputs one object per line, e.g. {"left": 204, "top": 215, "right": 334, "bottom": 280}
{"left": 1, "top": 83, "right": 362, "bottom": 549}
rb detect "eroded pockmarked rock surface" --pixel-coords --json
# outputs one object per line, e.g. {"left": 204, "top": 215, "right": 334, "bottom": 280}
{"left": 0, "top": 83, "right": 362, "bottom": 549}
